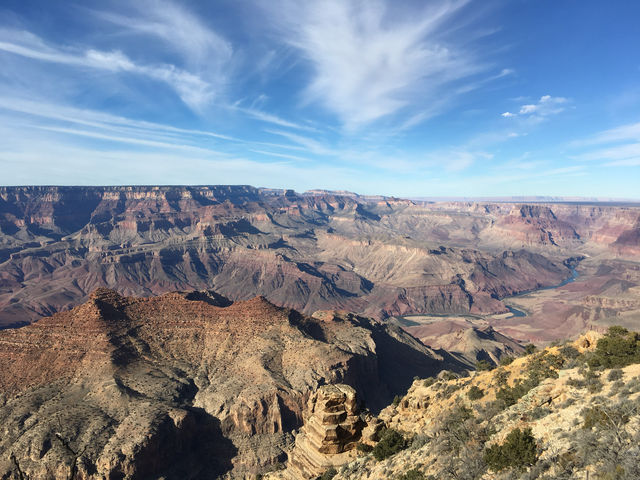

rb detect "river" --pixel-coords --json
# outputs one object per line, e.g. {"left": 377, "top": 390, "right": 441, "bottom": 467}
{"left": 504, "top": 267, "right": 579, "bottom": 318}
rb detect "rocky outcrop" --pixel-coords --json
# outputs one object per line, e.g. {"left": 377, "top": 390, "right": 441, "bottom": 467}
{"left": 283, "top": 385, "right": 366, "bottom": 479}
{"left": 328, "top": 332, "right": 640, "bottom": 480}
{"left": 0, "top": 289, "right": 463, "bottom": 479}
{"left": 405, "top": 323, "right": 525, "bottom": 366}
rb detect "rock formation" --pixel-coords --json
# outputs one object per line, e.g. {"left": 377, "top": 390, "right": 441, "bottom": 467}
{"left": 282, "top": 384, "right": 366, "bottom": 479}
{"left": 322, "top": 331, "right": 640, "bottom": 480}
{"left": 0, "top": 289, "right": 463, "bottom": 479}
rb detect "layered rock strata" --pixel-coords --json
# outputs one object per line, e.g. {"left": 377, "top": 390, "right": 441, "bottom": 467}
{"left": 0, "top": 289, "right": 462, "bottom": 479}
{"left": 0, "top": 186, "right": 622, "bottom": 327}
{"left": 284, "top": 385, "right": 366, "bottom": 479}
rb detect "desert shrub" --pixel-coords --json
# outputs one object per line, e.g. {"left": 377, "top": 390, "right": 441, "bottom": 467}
{"left": 440, "top": 383, "right": 462, "bottom": 397}
{"left": 529, "top": 406, "right": 551, "bottom": 420}
{"left": 397, "top": 469, "right": 425, "bottom": 480}
{"left": 440, "top": 371, "right": 459, "bottom": 381}
{"left": 619, "top": 375, "right": 640, "bottom": 396}
{"left": 559, "top": 344, "right": 580, "bottom": 360}
{"left": 566, "top": 377, "right": 586, "bottom": 389}
{"left": 609, "top": 380, "right": 625, "bottom": 395}
{"left": 392, "top": 395, "right": 402, "bottom": 406}
{"left": 467, "top": 385, "right": 484, "bottom": 401}
{"left": 496, "top": 377, "right": 539, "bottom": 407}
{"left": 318, "top": 467, "right": 337, "bottom": 480}
{"left": 607, "top": 369, "right": 624, "bottom": 382}
{"left": 525, "top": 352, "right": 563, "bottom": 383}
{"left": 493, "top": 368, "right": 509, "bottom": 387}
{"left": 372, "top": 429, "right": 407, "bottom": 461}
{"left": 574, "top": 400, "right": 640, "bottom": 478}
{"left": 499, "top": 355, "right": 514, "bottom": 366}
{"left": 584, "top": 370, "right": 603, "bottom": 393}
{"left": 475, "top": 359, "right": 494, "bottom": 371}
{"left": 433, "top": 405, "right": 491, "bottom": 479}
{"left": 356, "top": 442, "right": 373, "bottom": 453}
{"left": 409, "top": 434, "right": 430, "bottom": 450}
{"left": 483, "top": 427, "right": 538, "bottom": 472}
{"left": 587, "top": 326, "right": 640, "bottom": 369}
{"left": 422, "top": 377, "right": 436, "bottom": 387}
{"left": 523, "top": 344, "right": 537, "bottom": 355}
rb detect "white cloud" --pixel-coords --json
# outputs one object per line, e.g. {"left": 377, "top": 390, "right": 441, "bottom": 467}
{"left": 265, "top": 0, "right": 484, "bottom": 129}
{"left": 501, "top": 94, "right": 568, "bottom": 119}
{"left": 443, "top": 150, "right": 492, "bottom": 172}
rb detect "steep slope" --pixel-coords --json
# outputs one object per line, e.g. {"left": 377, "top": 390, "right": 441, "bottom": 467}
{"left": 296, "top": 328, "right": 640, "bottom": 480}
{"left": 404, "top": 323, "right": 525, "bottom": 366}
{"left": 0, "top": 289, "right": 463, "bottom": 479}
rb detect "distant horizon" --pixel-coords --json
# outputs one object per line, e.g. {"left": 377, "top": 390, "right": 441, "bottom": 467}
{"left": 0, "top": 1, "right": 639, "bottom": 197}
{"left": 1, "top": 184, "right": 639, "bottom": 204}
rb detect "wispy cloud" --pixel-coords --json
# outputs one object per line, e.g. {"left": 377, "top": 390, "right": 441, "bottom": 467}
{"left": 265, "top": 0, "right": 487, "bottom": 130}
{"left": 501, "top": 95, "right": 568, "bottom": 121}
{"left": 0, "top": 97, "right": 237, "bottom": 142}
{"left": 570, "top": 120, "right": 640, "bottom": 168}
{"left": 264, "top": 129, "right": 334, "bottom": 155}
{"left": 234, "top": 106, "right": 318, "bottom": 132}
{"left": 0, "top": 0, "right": 237, "bottom": 113}
{"left": 0, "top": 29, "right": 215, "bottom": 110}
{"left": 91, "top": 1, "right": 232, "bottom": 67}
{"left": 572, "top": 121, "right": 640, "bottom": 146}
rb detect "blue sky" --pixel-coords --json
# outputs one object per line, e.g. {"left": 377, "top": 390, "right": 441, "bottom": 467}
{"left": 0, "top": 0, "right": 639, "bottom": 197}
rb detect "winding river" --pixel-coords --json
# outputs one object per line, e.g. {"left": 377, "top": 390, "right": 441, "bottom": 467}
{"left": 504, "top": 267, "right": 579, "bottom": 318}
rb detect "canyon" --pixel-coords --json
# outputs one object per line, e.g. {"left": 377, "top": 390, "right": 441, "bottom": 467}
{"left": 1, "top": 186, "right": 638, "bottom": 351}
{"left": 0, "top": 186, "right": 639, "bottom": 479}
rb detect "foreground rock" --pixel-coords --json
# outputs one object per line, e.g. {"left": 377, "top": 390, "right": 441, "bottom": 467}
{"left": 0, "top": 289, "right": 463, "bottom": 479}
{"left": 281, "top": 385, "right": 367, "bottom": 479}
{"left": 325, "top": 330, "right": 640, "bottom": 479}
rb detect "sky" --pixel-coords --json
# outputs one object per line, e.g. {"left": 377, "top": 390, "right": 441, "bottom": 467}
{"left": 0, "top": 0, "right": 639, "bottom": 198}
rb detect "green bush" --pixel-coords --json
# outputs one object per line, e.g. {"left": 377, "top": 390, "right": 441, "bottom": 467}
{"left": 397, "top": 469, "right": 425, "bottom": 480}
{"left": 587, "top": 326, "right": 640, "bottom": 369}
{"left": 483, "top": 427, "right": 538, "bottom": 472}
{"left": 392, "top": 395, "right": 402, "bottom": 406}
{"left": 356, "top": 442, "right": 373, "bottom": 453}
{"left": 422, "top": 377, "right": 436, "bottom": 387}
{"left": 559, "top": 344, "right": 580, "bottom": 360}
{"left": 372, "top": 429, "right": 407, "bottom": 461}
{"left": 494, "top": 369, "right": 509, "bottom": 386}
{"left": 318, "top": 467, "right": 337, "bottom": 480}
{"left": 607, "top": 369, "right": 624, "bottom": 382}
{"left": 467, "top": 385, "right": 485, "bottom": 401}
{"left": 440, "top": 371, "right": 458, "bottom": 381}
{"left": 523, "top": 344, "right": 537, "bottom": 355}
{"left": 496, "top": 377, "right": 539, "bottom": 407}
{"left": 526, "top": 352, "right": 563, "bottom": 382}
{"left": 499, "top": 355, "right": 514, "bottom": 366}
{"left": 475, "top": 359, "right": 494, "bottom": 371}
